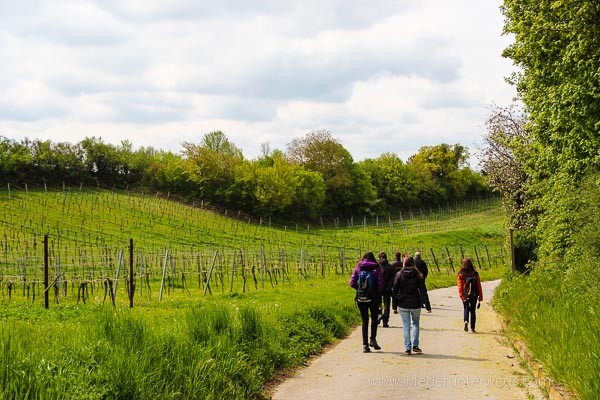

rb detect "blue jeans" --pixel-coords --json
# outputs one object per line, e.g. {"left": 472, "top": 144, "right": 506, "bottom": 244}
{"left": 398, "top": 307, "right": 421, "bottom": 351}
{"left": 463, "top": 297, "right": 478, "bottom": 329}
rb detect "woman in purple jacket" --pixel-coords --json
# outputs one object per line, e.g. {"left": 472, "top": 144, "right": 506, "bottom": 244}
{"left": 350, "top": 251, "right": 384, "bottom": 353}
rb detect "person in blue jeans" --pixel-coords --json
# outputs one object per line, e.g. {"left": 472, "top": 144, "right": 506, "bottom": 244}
{"left": 392, "top": 256, "right": 431, "bottom": 354}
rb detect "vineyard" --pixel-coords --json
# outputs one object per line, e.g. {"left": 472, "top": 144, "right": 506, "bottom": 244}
{"left": 0, "top": 187, "right": 506, "bottom": 306}
{"left": 0, "top": 186, "right": 510, "bottom": 399}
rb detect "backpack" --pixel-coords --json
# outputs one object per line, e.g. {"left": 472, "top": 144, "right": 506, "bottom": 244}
{"left": 464, "top": 275, "right": 478, "bottom": 300}
{"left": 356, "top": 270, "right": 375, "bottom": 302}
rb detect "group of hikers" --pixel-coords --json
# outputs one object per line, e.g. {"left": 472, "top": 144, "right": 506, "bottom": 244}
{"left": 349, "top": 251, "right": 483, "bottom": 354}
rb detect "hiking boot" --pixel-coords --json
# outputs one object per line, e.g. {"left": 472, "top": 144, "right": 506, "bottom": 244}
{"left": 412, "top": 346, "right": 422, "bottom": 354}
{"left": 369, "top": 339, "right": 381, "bottom": 350}
{"left": 464, "top": 322, "right": 468, "bottom": 332}
{"left": 405, "top": 349, "right": 412, "bottom": 355}
{"left": 363, "top": 345, "right": 371, "bottom": 353}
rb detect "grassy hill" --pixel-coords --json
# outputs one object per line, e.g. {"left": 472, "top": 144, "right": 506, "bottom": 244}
{"left": 0, "top": 187, "right": 506, "bottom": 301}
{"left": 0, "top": 187, "right": 510, "bottom": 399}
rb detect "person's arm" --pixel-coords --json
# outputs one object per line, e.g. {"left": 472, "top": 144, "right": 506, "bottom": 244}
{"left": 391, "top": 272, "right": 401, "bottom": 309}
{"left": 420, "top": 280, "right": 431, "bottom": 312}
{"left": 457, "top": 273, "right": 466, "bottom": 302}
{"left": 349, "top": 268, "right": 359, "bottom": 289}
{"left": 376, "top": 268, "right": 384, "bottom": 295}
{"left": 476, "top": 273, "right": 484, "bottom": 302}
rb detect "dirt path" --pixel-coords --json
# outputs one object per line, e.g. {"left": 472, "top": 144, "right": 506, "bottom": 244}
{"left": 270, "top": 280, "right": 545, "bottom": 400}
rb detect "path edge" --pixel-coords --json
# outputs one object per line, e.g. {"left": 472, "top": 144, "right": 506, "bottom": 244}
{"left": 498, "top": 317, "right": 577, "bottom": 400}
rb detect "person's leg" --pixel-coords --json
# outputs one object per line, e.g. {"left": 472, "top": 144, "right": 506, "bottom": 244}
{"left": 358, "top": 303, "right": 370, "bottom": 346}
{"left": 410, "top": 308, "right": 422, "bottom": 349}
{"left": 463, "top": 300, "right": 469, "bottom": 331}
{"left": 398, "top": 308, "right": 412, "bottom": 351}
{"left": 382, "top": 291, "right": 391, "bottom": 326}
{"left": 469, "top": 297, "right": 477, "bottom": 331}
{"left": 369, "top": 300, "right": 379, "bottom": 346}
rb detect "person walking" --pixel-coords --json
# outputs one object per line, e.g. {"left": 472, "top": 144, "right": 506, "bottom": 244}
{"left": 390, "top": 252, "right": 404, "bottom": 316}
{"left": 414, "top": 251, "right": 429, "bottom": 308}
{"left": 392, "top": 256, "right": 431, "bottom": 355}
{"left": 378, "top": 252, "right": 395, "bottom": 328}
{"left": 350, "top": 251, "right": 384, "bottom": 353}
{"left": 414, "top": 251, "right": 429, "bottom": 280}
{"left": 458, "top": 258, "right": 483, "bottom": 333}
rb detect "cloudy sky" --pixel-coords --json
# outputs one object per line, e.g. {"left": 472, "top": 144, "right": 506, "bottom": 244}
{"left": 0, "top": 0, "right": 516, "bottom": 164}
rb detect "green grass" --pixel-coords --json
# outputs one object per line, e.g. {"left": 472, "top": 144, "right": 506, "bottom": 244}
{"left": 0, "top": 277, "right": 355, "bottom": 399}
{"left": 0, "top": 187, "right": 504, "bottom": 254}
{"left": 0, "top": 186, "right": 508, "bottom": 398}
{"left": 493, "top": 270, "right": 600, "bottom": 400}
{"left": 0, "top": 267, "right": 505, "bottom": 400}
{"left": 0, "top": 187, "right": 507, "bottom": 305}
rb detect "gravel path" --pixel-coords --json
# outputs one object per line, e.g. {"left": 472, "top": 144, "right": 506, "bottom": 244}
{"left": 269, "top": 280, "right": 545, "bottom": 400}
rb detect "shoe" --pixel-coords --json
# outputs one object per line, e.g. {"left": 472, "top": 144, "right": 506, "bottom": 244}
{"left": 471, "top": 328, "right": 476, "bottom": 333}
{"left": 405, "top": 349, "right": 412, "bottom": 355}
{"left": 369, "top": 339, "right": 381, "bottom": 350}
{"left": 382, "top": 323, "right": 389, "bottom": 328}
{"left": 464, "top": 322, "right": 468, "bottom": 332}
{"left": 412, "top": 346, "right": 422, "bottom": 354}
{"left": 363, "top": 345, "right": 371, "bottom": 353}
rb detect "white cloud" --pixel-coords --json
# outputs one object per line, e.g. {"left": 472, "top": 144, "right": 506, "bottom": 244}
{"left": 0, "top": 0, "right": 516, "bottom": 163}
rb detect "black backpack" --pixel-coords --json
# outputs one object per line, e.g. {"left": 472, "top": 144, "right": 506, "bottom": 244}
{"left": 464, "top": 275, "right": 478, "bottom": 300}
{"left": 356, "top": 270, "right": 375, "bottom": 302}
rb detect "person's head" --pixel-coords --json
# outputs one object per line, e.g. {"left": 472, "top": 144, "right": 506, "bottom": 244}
{"left": 362, "top": 251, "right": 377, "bottom": 263}
{"left": 403, "top": 256, "right": 415, "bottom": 268}
{"left": 415, "top": 251, "right": 421, "bottom": 260}
{"left": 378, "top": 252, "right": 388, "bottom": 262}
{"left": 394, "top": 251, "right": 402, "bottom": 261}
{"left": 461, "top": 258, "right": 475, "bottom": 273}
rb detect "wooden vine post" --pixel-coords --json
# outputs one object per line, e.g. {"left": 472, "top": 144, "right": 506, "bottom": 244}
{"left": 129, "top": 238, "right": 134, "bottom": 308}
{"left": 44, "top": 234, "right": 49, "bottom": 309}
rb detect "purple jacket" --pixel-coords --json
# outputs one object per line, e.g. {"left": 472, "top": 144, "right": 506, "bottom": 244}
{"left": 349, "top": 260, "right": 384, "bottom": 295}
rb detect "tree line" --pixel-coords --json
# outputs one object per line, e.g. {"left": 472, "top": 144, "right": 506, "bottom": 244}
{"left": 0, "top": 130, "right": 490, "bottom": 220}
{"left": 479, "top": 3, "right": 600, "bottom": 397}
{"left": 480, "top": 0, "right": 600, "bottom": 275}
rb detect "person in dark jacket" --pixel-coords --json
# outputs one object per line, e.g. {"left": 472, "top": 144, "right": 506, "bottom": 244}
{"left": 457, "top": 258, "right": 484, "bottom": 333}
{"left": 392, "top": 256, "right": 431, "bottom": 355}
{"left": 378, "top": 252, "right": 395, "bottom": 327}
{"left": 390, "top": 252, "right": 404, "bottom": 316}
{"left": 414, "top": 251, "right": 429, "bottom": 280}
{"left": 350, "top": 251, "right": 384, "bottom": 353}
{"left": 414, "top": 251, "right": 429, "bottom": 308}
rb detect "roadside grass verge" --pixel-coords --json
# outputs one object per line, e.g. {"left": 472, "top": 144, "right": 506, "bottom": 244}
{"left": 0, "top": 265, "right": 503, "bottom": 400}
{"left": 493, "top": 270, "right": 600, "bottom": 400}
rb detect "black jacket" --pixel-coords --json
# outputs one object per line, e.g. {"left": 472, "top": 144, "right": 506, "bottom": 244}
{"left": 380, "top": 260, "right": 396, "bottom": 292}
{"left": 392, "top": 267, "right": 431, "bottom": 311}
{"left": 415, "top": 258, "right": 429, "bottom": 280}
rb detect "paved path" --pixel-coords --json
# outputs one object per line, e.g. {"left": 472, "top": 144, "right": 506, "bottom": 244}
{"left": 270, "top": 280, "right": 544, "bottom": 400}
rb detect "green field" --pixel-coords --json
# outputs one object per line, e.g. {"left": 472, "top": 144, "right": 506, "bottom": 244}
{"left": 0, "top": 188, "right": 506, "bottom": 306}
{"left": 0, "top": 187, "right": 508, "bottom": 399}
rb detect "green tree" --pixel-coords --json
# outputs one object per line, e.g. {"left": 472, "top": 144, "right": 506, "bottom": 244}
{"left": 143, "top": 151, "right": 193, "bottom": 195}
{"left": 407, "top": 143, "right": 470, "bottom": 203}
{"left": 501, "top": 0, "right": 600, "bottom": 260}
{"left": 183, "top": 132, "right": 244, "bottom": 204}
{"left": 80, "top": 137, "right": 123, "bottom": 186}
{"left": 0, "top": 137, "right": 33, "bottom": 185}
{"left": 502, "top": 0, "right": 600, "bottom": 178}
{"left": 359, "top": 153, "right": 418, "bottom": 211}
{"left": 290, "top": 167, "right": 326, "bottom": 220}
{"left": 286, "top": 130, "right": 375, "bottom": 216}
